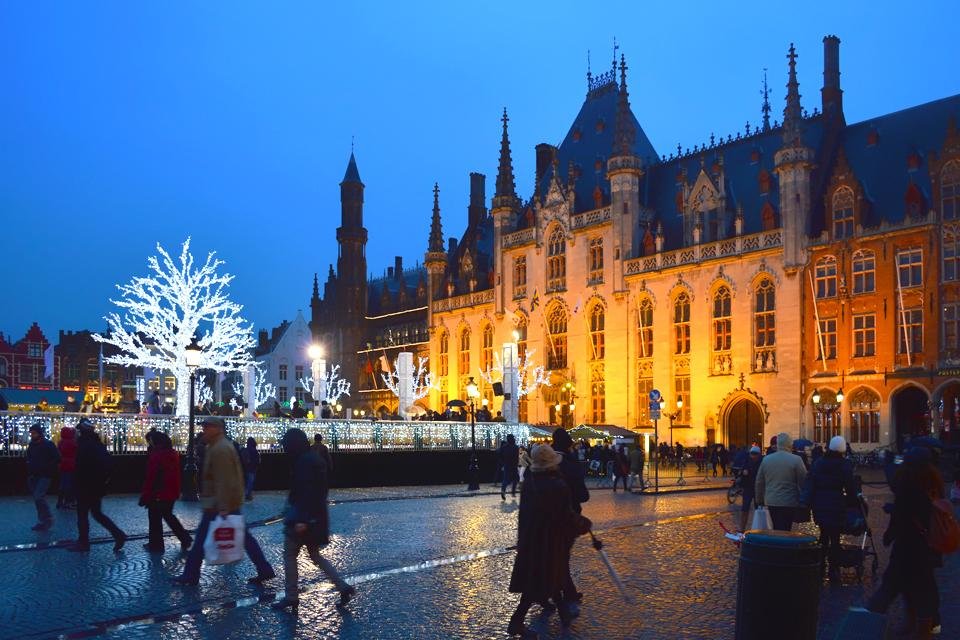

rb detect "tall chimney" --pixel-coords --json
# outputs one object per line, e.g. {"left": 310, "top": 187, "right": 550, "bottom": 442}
{"left": 821, "top": 35, "right": 844, "bottom": 124}
{"left": 468, "top": 172, "right": 486, "bottom": 227}
{"left": 394, "top": 256, "right": 403, "bottom": 279}
{"left": 535, "top": 144, "right": 557, "bottom": 186}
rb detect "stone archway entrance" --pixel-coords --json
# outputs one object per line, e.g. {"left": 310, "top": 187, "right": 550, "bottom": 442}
{"left": 933, "top": 380, "right": 960, "bottom": 446}
{"left": 724, "top": 398, "right": 764, "bottom": 449}
{"left": 891, "top": 385, "right": 929, "bottom": 451}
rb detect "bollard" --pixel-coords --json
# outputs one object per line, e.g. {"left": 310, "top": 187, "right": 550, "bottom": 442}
{"left": 735, "top": 530, "right": 822, "bottom": 640}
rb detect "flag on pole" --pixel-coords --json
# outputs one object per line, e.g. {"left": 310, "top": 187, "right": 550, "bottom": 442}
{"left": 98, "top": 345, "right": 104, "bottom": 382}
{"left": 530, "top": 288, "right": 540, "bottom": 311}
{"left": 378, "top": 354, "right": 392, "bottom": 374}
{"left": 43, "top": 344, "right": 54, "bottom": 380}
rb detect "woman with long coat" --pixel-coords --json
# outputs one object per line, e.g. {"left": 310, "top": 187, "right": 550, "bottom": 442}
{"left": 140, "top": 431, "right": 192, "bottom": 553}
{"left": 801, "top": 435, "right": 857, "bottom": 583}
{"left": 508, "top": 444, "right": 588, "bottom": 637}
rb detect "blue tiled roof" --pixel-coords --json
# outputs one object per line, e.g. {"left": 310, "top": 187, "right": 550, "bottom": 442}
{"left": 367, "top": 267, "right": 427, "bottom": 315}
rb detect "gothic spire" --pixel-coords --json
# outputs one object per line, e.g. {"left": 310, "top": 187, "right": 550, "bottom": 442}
{"left": 612, "top": 54, "right": 636, "bottom": 157}
{"left": 761, "top": 68, "right": 771, "bottom": 131}
{"left": 428, "top": 183, "right": 444, "bottom": 253}
{"left": 493, "top": 108, "right": 518, "bottom": 210}
{"left": 342, "top": 151, "right": 362, "bottom": 183}
{"left": 782, "top": 43, "right": 803, "bottom": 145}
{"left": 312, "top": 273, "right": 319, "bottom": 298}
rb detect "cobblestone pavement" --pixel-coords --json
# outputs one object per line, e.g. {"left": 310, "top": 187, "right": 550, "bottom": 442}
{"left": 1, "top": 482, "right": 956, "bottom": 639}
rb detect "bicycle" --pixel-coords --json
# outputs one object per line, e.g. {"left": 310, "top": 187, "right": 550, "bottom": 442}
{"left": 726, "top": 472, "right": 743, "bottom": 504}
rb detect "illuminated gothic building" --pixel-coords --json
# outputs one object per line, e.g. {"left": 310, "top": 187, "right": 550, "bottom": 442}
{"left": 313, "top": 36, "right": 960, "bottom": 449}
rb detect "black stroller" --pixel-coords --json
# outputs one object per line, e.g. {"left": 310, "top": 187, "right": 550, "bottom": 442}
{"left": 834, "top": 476, "right": 880, "bottom": 581}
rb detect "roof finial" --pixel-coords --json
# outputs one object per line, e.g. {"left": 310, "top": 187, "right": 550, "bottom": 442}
{"left": 493, "top": 107, "right": 519, "bottom": 211}
{"left": 428, "top": 183, "right": 444, "bottom": 253}
{"left": 761, "top": 68, "right": 771, "bottom": 131}
{"left": 351, "top": 135, "right": 354, "bottom": 153}
{"left": 611, "top": 53, "right": 636, "bottom": 157}
{"left": 782, "top": 43, "right": 803, "bottom": 145}
{"left": 586, "top": 49, "right": 592, "bottom": 91}
{"left": 612, "top": 36, "right": 619, "bottom": 73}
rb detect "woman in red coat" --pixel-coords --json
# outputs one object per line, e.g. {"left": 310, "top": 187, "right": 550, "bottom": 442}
{"left": 141, "top": 431, "right": 193, "bottom": 553}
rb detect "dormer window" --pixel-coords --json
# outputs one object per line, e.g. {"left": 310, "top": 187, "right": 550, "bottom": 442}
{"left": 832, "top": 187, "right": 854, "bottom": 239}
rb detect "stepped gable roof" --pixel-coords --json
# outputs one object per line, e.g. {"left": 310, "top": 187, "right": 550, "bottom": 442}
{"left": 642, "top": 118, "right": 824, "bottom": 253}
{"left": 832, "top": 94, "right": 960, "bottom": 232}
{"left": 366, "top": 266, "right": 427, "bottom": 315}
{"left": 535, "top": 82, "right": 657, "bottom": 216}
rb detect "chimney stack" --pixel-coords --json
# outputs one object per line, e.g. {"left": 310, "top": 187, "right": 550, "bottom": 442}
{"left": 535, "top": 144, "right": 557, "bottom": 186}
{"left": 394, "top": 256, "right": 403, "bottom": 279}
{"left": 468, "top": 172, "right": 486, "bottom": 227}
{"left": 821, "top": 35, "right": 844, "bottom": 124}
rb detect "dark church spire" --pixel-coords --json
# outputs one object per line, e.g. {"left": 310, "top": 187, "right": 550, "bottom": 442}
{"left": 428, "top": 183, "right": 444, "bottom": 253}
{"left": 782, "top": 44, "right": 803, "bottom": 145}
{"left": 312, "top": 273, "right": 319, "bottom": 298}
{"left": 761, "top": 69, "right": 771, "bottom": 131}
{"left": 493, "top": 108, "right": 518, "bottom": 211}
{"left": 343, "top": 152, "right": 362, "bottom": 183}
{"left": 612, "top": 54, "right": 636, "bottom": 157}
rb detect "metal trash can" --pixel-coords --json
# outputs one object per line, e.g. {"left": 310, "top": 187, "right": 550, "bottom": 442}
{"left": 735, "top": 530, "right": 822, "bottom": 640}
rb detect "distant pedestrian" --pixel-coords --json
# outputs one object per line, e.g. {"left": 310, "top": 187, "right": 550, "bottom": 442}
{"left": 493, "top": 411, "right": 507, "bottom": 422}
{"left": 629, "top": 445, "right": 645, "bottom": 490}
{"left": 709, "top": 446, "right": 720, "bottom": 477}
{"left": 173, "top": 417, "right": 275, "bottom": 586}
{"left": 320, "top": 400, "right": 334, "bottom": 419}
{"left": 312, "top": 433, "right": 333, "bottom": 472}
{"left": 26, "top": 423, "right": 59, "bottom": 531}
{"left": 612, "top": 445, "right": 630, "bottom": 492}
{"left": 718, "top": 445, "right": 729, "bottom": 476}
{"left": 140, "top": 431, "right": 192, "bottom": 554}
{"left": 291, "top": 400, "right": 307, "bottom": 419}
{"left": 57, "top": 425, "right": 78, "bottom": 509}
{"left": 518, "top": 445, "right": 531, "bottom": 484}
{"left": 271, "top": 428, "right": 356, "bottom": 610}
{"left": 507, "top": 444, "right": 587, "bottom": 636}
{"left": 242, "top": 437, "right": 260, "bottom": 501}
{"left": 755, "top": 432, "right": 807, "bottom": 531}
{"left": 800, "top": 435, "right": 856, "bottom": 584}
{"left": 68, "top": 418, "right": 127, "bottom": 552}
{"left": 499, "top": 434, "right": 520, "bottom": 500}
{"left": 738, "top": 446, "right": 763, "bottom": 532}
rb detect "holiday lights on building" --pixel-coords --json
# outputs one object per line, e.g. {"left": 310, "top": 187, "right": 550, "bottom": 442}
{"left": 93, "top": 238, "right": 256, "bottom": 416}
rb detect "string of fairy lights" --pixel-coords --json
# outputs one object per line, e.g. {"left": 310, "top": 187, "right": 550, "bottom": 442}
{"left": 0, "top": 413, "right": 532, "bottom": 455}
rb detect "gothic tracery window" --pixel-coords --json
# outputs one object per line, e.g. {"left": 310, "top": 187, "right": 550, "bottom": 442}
{"left": 753, "top": 278, "right": 776, "bottom": 371}
{"left": 832, "top": 186, "right": 854, "bottom": 239}
{"left": 589, "top": 304, "right": 605, "bottom": 360}
{"left": 673, "top": 292, "right": 691, "bottom": 355}
{"left": 547, "top": 304, "right": 568, "bottom": 370}
{"left": 942, "top": 161, "right": 960, "bottom": 220}
{"left": 546, "top": 226, "right": 566, "bottom": 292}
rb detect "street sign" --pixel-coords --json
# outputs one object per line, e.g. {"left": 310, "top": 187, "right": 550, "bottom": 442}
{"left": 649, "top": 389, "right": 661, "bottom": 402}
{"left": 649, "top": 388, "right": 662, "bottom": 419}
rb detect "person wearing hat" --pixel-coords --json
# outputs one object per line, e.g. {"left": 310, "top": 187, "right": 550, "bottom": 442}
{"left": 26, "top": 422, "right": 59, "bottom": 531}
{"left": 507, "top": 444, "right": 587, "bottom": 637}
{"left": 800, "top": 435, "right": 857, "bottom": 584}
{"left": 738, "top": 446, "right": 764, "bottom": 533}
{"left": 551, "top": 427, "right": 589, "bottom": 605}
{"left": 755, "top": 432, "right": 808, "bottom": 531}
{"left": 68, "top": 418, "right": 127, "bottom": 552}
{"left": 173, "top": 416, "right": 275, "bottom": 586}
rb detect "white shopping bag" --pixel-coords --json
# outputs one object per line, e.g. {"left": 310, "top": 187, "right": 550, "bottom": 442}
{"left": 751, "top": 505, "right": 773, "bottom": 531}
{"left": 203, "top": 514, "right": 246, "bottom": 565}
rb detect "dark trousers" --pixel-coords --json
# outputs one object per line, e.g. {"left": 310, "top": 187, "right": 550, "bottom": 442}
{"left": 57, "top": 471, "right": 75, "bottom": 507}
{"left": 818, "top": 525, "right": 842, "bottom": 575}
{"left": 501, "top": 468, "right": 518, "bottom": 496}
{"left": 77, "top": 494, "right": 125, "bottom": 543}
{"left": 511, "top": 592, "right": 562, "bottom": 625}
{"left": 283, "top": 525, "right": 349, "bottom": 599}
{"left": 868, "top": 550, "right": 940, "bottom": 620}
{"left": 180, "top": 510, "right": 274, "bottom": 583}
{"left": 28, "top": 476, "right": 52, "bottom": 524}
{"left": 561, "top": 538, "right": 578, "bottom": 600}
{"left": 147, "top": 500, "right": 192, "bottom": 550}
{"left": 767, "top": 506, "right": 794, "bottom": 532}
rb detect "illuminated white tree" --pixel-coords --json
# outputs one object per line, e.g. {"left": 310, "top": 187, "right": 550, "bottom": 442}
{"left": 232, "top": 363, "right": 276, "bottom": 409}
{"left": 382, "top": 356, "right": 434, "bottom": 401}
{"left": 299, "top": 364, "right": 351, "bottom": 404}
{"left": 479, "top": 348, "right": 551, "bottom": 397}
{"left": 94, "top": 238, "right": 256, "bottom": 416}
{"left": 194, "top": 378, "right": 214, "bottom": 408}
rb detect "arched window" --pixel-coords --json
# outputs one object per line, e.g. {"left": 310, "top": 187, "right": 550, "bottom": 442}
{"left": 944, "top": 230, "right": 959, "bottom": 282}
{"left": 515, "top": 315, "right": 528, "bottom": 363}
{"left": 713, "top": 287, "right": 732, "bottom": 351}
{"left": 852, "top": 250, "right": 875, "bottom": 294}
{"left": 673, "top": 292, "right": 691, "bottom": 355}
{"left": 754, "top": 278, "right": 776, "bottom": 371}
{"left": 438, "top": 330, "right": 449, "bottom": 376}
{"left": 458, "top": 327, "right": 470, "bottom": 377}
{"left": 942, "top": 161, "right": 960, "bottom": 220}
{"left": 589, "top": 305, "right": 605, "bottom": 360}
{"left": 591, "top": 366, "right": 606, "bottom": 423}
{"left": 848, "top": 388, "right": 880, "bottom": 444}
{"left": 513, "top": 256, "right": 527, "bottom": 298}
{"left": 588, "top": 238, "right": 603, "bottom": 284}
{"left": 832, "top": 187, "right": 854, "bottom": 238}
{"left": 546, "top": 226, "right": 566, "bottom": 292}
{"left": 815, "top": 256, "right": 838, "bottom": 298}
{"left": 547, "top": 304, "right": 568, "bottom": 370}
{"left": 637, "top": 298, "right": 654, "bottom": 359}
{"left": 481, "top": 324, "right": 494, "bottom": 373}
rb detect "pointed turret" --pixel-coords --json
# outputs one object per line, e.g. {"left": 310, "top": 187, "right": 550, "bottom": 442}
{"left": 761, "top": 69, "right": 772, "bottom": 132}
{"left": 428, "top": 183, "right": 444, "bottom": 253}
{"left": 312, "top": 273, "right": 319, "bottom": 299}
{"left": 612, "top": 54, "right": 636, "bottom": 157}
{"left": 425, "top": 183, "right": 449, "bottom": 325}
{"left": 492, "top": 108, "right": 519, "bottom": 211}
{"left": 343, "top": 152, "right": 362, "bottom": 183}
{"left": 782, "top": 44, "right": 803, "bottom": 145}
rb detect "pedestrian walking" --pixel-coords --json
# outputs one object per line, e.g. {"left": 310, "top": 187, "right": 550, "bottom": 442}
{"left": 499, "top": 434, "right": 520, "bottom": 500}
{"left": 271, "top": 428, "right": 356, "bottom": 610}
{"left": 709, "top": 445, "right": 720, "bottom": 477}
{"left": 629, "top": 445, "right": 645, "bottom": 490}
{"left": 518, "top": 445, "right": 531, "bottom": 484}
{"left": 718, "top": 444, "right": 729, "bottom": 476}
{"left": 755, "top": 432, "right": 808, "bottom": 531}
{"left": 800, "top": 435, "right": 857, "bottom": 584}
{"left": 68, "top": 418, "right": 127, "bottom": 552}
{"left": 173, "top": 417, "right": 275, "bottom": 585}
{"left": 56, "top": 425, "right": 77, "bottom": 510}
{"left": 551, "top": 428, "right": 589, "bottom": 605}
{"left": 26, "top": 423, "right": 59, "bottom": 531}
{"left": 140, "top": 431, "right": 192, "bottom": 554}
{"left": 507, "top": 444, "right": 589, "bottom": 637}
{"left": 612, "top": 445, "right": 630, "bottom": 492}
{"left": 312, "top": 433, "right": 333, "bottom": 472}
{"left": 242, "top": 437, "right": 260, "bottom": 501}
{"left": 738, "top": 446, "right": 763, "bottom": 532}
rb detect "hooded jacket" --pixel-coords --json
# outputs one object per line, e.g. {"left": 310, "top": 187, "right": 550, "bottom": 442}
{"left": 27, "top": 435, "right": 60, "bottom": 478}
{"left": 58, "top": 427, "right": 77, "bottom": 472}
{"left": 75, "top": 429, "right": 112, "bottom": 496}
{"left": 141, "top": 446, "right": 182, "bottom": 502}
{"left": 282, "top": 429, "right": 331, "bottom": 544}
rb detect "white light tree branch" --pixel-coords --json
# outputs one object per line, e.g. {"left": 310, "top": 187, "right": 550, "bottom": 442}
{"left": 95, "top": 238, "right": 256, "bottom": 416}
{"left": 382, "top": 356, "right": 434, "bottom": 401}
{"left": 194, "top": 378, "right": 214, "bottom": 408}
{"left": 232, "top": 363, "right": 276, "bottom": 409}
{"left": 479, "top": 348, "right": 551, "bottom": 397}
{"left": 299, "top": 364, "right": 351, "bottom": 405}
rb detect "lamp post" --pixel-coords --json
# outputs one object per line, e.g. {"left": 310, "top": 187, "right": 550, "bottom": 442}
{"left": 308, "top": 344, "right": 325, "bottom": 418}
{"left": 665, "top": 398, "right": 684, "bottom": 447}
{"left": 466, "top": 376, "right": 480, "bottom": 491}
{"left": 181, "top": 337, "right": 203, "bottom": 502}
{"left": 812, "top": 388, "right": 843, "bottom": 444}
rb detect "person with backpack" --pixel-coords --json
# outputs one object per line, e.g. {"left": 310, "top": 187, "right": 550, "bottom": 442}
{"left": 68, "top": 418, "right": 127, "bottom": 552}
{"left": 26, "top": 423, "right": 60, "bottom": 531}
{"left": 140, "top": 431, "right": 192, "bottom": 553}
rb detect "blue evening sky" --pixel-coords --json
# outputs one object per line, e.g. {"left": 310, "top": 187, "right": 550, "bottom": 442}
{"left": 1, "top": 1, "right": 956, "bottom": 342}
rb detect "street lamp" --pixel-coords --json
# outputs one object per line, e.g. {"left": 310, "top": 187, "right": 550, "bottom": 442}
{"left": 666, "top": 398, "right": 683, "bottom": 447}
{"left": 466, "top": 376, "right": 480, "bottom": 491}
{"left": 181, "top": 337, "right": 203, "bottom": 502}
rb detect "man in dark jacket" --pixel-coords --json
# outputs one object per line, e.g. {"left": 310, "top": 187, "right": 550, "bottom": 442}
{"left": 68, "top": 418, "right": 127, "bottom": 552}
{"left": 312, "top": 434, "right": 333, "bottom": 472}
{"left": 551, "top": 427, "right": 589, "bottom": 605}
{"left": 291, "top": 400, "right": 307, "bottom": 419}
{"left": 499, "top": 434, "right": 520, "bottom": 500}
{"left": 272, "top": 428, "right": 355, "bottom": 610}
{"left": 26, "top": 423, "right": 59, "bottom": 531}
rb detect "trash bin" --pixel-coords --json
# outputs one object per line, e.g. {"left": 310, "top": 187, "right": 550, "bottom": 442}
{"left": 735, "top": 530, "right": 822, "bottom": 640}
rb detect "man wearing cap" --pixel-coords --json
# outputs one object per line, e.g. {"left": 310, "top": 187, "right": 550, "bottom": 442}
{"left": 738, "top": 446, "right": 763, "bottom": 532}
{"left": 69, "top": 418, "right": 127, "bottom": 552}
{"left": 173, "top": 417, "right": 275, "bottom": 586}
{"left": 26, "top": 423, "right": 59, "bottom": 531}
{"left": 551, "top": 427, "right": 589, "bottom": 605}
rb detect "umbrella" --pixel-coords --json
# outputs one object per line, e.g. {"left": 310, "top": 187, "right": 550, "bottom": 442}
{"left": 588, "top": 532, "right": 631, "bottom": 603}
{"left": 446, "top": 399, "right": 467, "bottom": 408}
{"left": 792, "top": 438, "right": 814, "bottom": 449}
{"left": 909, "top": 436, "right": 944, "bottom": 449}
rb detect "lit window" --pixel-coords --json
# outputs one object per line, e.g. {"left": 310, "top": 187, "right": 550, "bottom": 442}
{"left": 164, "top": 376, "right": 176, "bottom": 391}
{"left": 848, "top": 389, "right": 880, "bottom": 444}
{"left": 589, "top": 305, "right": 605, "bottom": 360}
{"left": 815, "top": 256, "right": 838, "bottom": 298}
{"left": 515, "top": 316, "right": 528, "bottom": 362}
{"left": 818, "top": 318, "right": 837, "bottom": 360}
{"left": 637, "top": 378, "right": 653, "bottom": 426}
{"left": 853, "top": 314, "right": 876, "bottom": 357}
{"left": 712, "top": 287, "right": 732, "bottom": 352}
{"left": 481, "top": 324, "right": 494, "bottom": 373}
{"left": 896, "top": 248, "right": 923, "bottom": 288}
{"left": 438, "top": 330, "right": 449, "bottom": 376}
{"left": 943, "top": 160, "right": 960, "bottom": 220}
{"left": 637, "top": 299, "right": 653, "bottom": 359}
{"left": 943, "top": 231, "right": 959, "bottom": 282}
{"left": 278, "top": 386, "right": 288, "bottom": 402}
{"left": 591, "top": 366, "right": 606, "bottom": 423}
{"left": 513, "top": 256, "right": 527, "bottom": 298}
{"left": 458, "top": 328, "right": 470, "bottom": 376}
{"left": 897, "top": 307, "right": 923, "bottom": 354}
{"left": 546, "top": 226, "right": 566, "bottom": 292}
{"left": 547, "top": 304, "right": 568, "bottom": 370}
{"left": 832, "top": 187, "right": 854, "bottom": 238}
{"left": 754, "top": 278, "right": 776, "bottom": 370}
{"left": 588, "top": 238, "right": 603, "bottom": 284}
{"left": 673, "top": 293, "right": 691, "bottom": 355}
{"left": 674, "top": 376, "right": 690, "bottom": 425}
{"left": 852, "top": 250, "right": 875, "bottom": 294}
